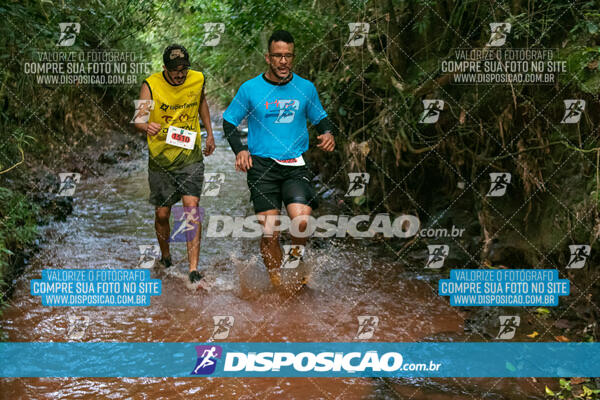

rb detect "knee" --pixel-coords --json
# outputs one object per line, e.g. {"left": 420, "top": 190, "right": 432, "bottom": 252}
{"left": 290, "top": 215, "right": 310, "bottom": 235}
{"left": 182, "top": 196, "right": 199, "bottom": 208}
{"left": 155, "top": 208, "right": 170, "bottom": 224}
{"left": 295, "top": 218, "right": 308, "bottom": 233}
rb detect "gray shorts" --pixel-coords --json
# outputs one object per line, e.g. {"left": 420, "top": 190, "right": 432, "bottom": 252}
{"left": 148, "top": 161, "right": 205, "bottom": 207}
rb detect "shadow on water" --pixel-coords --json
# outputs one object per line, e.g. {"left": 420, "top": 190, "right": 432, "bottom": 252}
{"left": 0, "top": 132, "right": 549, "bottom": 399}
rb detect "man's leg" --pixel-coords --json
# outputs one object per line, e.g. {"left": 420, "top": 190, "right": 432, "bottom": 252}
{"left": 173, "top": 161, "right": 205, "bottom": 283}
{"left": 155, "top": 206, "right": 172, "bottom": 265}
{"left": 257, "top": 209, "right": 283, "bottom": 285}
{"left": 182, "top": 195, "right": 201, "bottom": 273}
{"left": 281, "top": 165, "right": 317, "bottom": 287}
{"left": 286, "top": 203, "right": 312, "bottom": 286}
{"left": 286, "top": 203, "right": 312, "bottom": 247}
{"left": 246, "top": 155, "right": 285, "bottom": 286}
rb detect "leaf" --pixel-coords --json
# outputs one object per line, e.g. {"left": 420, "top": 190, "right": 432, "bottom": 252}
{"left": 0, "top": 248, "right": 14, "bottom": 255}
{"left": 584, "top": 386, "right": 600, "bottom": 394}
{"left": 353, "top": 195, "right": 366, "bottom": 206}
{"left": 536, "top": 307, "right": 551, "bottom": 315}
{"left": 545, "top": 386, "right": 556, "bottom": 396}
{"left": 555, "top": 335, "right": 570, "bottom": 342}
{"left": 505, "top": 361, "right": 516, "bottom": 371}
{"left": 526, "top": 331, "right": 539, "bottom": 338}
{"left": 559, "top": 378, "right": 571, "bottom": 390}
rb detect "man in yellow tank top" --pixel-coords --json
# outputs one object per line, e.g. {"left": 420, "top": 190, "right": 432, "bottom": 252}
{"left": 134, "top": 44, "right": 215, "bottom": 283}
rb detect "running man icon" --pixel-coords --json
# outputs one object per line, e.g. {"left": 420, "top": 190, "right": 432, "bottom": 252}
{"left": 486, "top": 22, "right": 511, "bottom": 47}
{"left": 496, "top": 315, "right": 520, "bottom": 339}
{"left": 345, "top": 172, "right": 369, "bottom": 197}
{"left": 355, "top": 316, "right": 379, "bottom": 339}
{"left": 486, "top": 172, "right": 511, "bottom": 197}
{"left": 419, "top": 100, "right": 444, "bottom": 124}
{"left": 191, "top": 345, "right": 222, "bottom": 375}
{"left": 170, "top": 206, "right": 204, "bottom": 242}
{"left": 210, "top": 316, "right": 234, "bottom": 340}
{"left": 425, "top": 245, "right": 449, "bottom": 269}
{"left": 57, "top": 173, "right": 80, "bottom": 196}
{"left": 566, "top": 245, "right": 590, "bottom": 269}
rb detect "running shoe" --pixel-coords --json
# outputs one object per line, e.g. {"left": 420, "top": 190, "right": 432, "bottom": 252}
{"left": 189, "top": 270, "right": 203, "bottom": 283}
{"left": 160, "top": 256, "right": 172, "bottom": 268}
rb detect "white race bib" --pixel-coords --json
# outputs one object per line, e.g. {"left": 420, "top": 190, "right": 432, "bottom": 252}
{"left": 166, "top": 125, "right": 197, "bottom": 150}
{"left": 271, "top": 155, "right": 305, "bottom": 166}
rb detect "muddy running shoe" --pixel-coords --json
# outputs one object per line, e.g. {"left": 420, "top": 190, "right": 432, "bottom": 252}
{"left": 298, "top": 258, "right": 311, "bottom": 286}
{"left": 268, "top": 269, "right": 282, "bottom": 287}
{"left": 189, "top": 270, "right": 203, "bottom": 283}
{"left": 160, "top": 256, "right": 172, "bottom": 268}
{"left": 300, "top": 274, "right": 310, "bottom": 286}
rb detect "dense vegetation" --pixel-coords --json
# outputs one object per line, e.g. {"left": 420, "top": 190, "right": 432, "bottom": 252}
{"left": 0, "top": 0, "right": 156, "bottom": 305}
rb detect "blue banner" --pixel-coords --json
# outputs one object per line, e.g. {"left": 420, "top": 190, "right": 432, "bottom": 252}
{"left": 439, "top": 269, "right": 569, "bottom": 306}
{"left": 1, "top": 342, "right": 598, "bottom": 377}
{"left": 30, "top": 269, "right": 161, "bottom": 306}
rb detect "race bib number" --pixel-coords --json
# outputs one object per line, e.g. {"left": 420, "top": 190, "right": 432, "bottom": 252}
{"left": 166, "top": 125, "right": 197, "bottom": 150}
{"left": 271, "top": 155, "right": 305, "bottom": 166}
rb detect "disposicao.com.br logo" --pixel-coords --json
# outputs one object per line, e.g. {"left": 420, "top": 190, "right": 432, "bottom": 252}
{"left": 204, "top": 214, "right": 464, "bottom": 239}
{"left": 191, "top": 347, "right": 441, "bottom": 376}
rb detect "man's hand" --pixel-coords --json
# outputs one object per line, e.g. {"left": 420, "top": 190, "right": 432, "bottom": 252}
{"left": 235, "top": 150, "right": 253, "bottom": 172}
{"left": 204, "top": 133, "right": 216, "bottom": 156}
{"left": 317, "top": 132, "right": 335, "bottom": 152}
{"left": 146, "top": 122, "right": 162, "bottom": 136}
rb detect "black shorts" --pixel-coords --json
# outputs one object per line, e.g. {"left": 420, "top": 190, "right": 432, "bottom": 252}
{"left": 148, "top": 161, "right": 205, "bottom": 207}
{"left": 247, "top": 155, "right": 318, "bottom": 213}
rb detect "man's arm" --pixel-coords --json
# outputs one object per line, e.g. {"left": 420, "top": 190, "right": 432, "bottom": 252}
{"left": 315, "top": 116, "right": 335, "bottom": 152}
{"left": 223, "top": 120, "right": 247, "bottom": 155}
{"left": 199, "top": 84, "right": 215, "bottom": 156}
{"left": 223, "top": 120, "right": 252, "bottom": 172}
{"left": 222, "top": 84, "right": 252, "bottom": 172}
{"left": 307, "top": 84, "right": 335, "bottom": 152}
{"left": 134, "top": 82, "right": 161, "bottom": 136}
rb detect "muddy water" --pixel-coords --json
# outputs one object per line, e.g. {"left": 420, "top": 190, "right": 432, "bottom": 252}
{"left": 0, "top": 132, "right": 548, "bottom": 399}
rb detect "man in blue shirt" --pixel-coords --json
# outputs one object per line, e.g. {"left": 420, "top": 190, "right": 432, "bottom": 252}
{"left": 223, "top": 30, "right": 335, "bottom": 288}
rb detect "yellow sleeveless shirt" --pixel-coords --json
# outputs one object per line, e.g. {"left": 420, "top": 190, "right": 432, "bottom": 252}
{"left": 144, "top": 70, "right": 204, "bottom": 171}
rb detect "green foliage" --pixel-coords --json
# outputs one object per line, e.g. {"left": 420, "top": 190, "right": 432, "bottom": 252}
{"left": 545, "top": 378, "right": 600, "bottom": 400}
{"left": 0, "top": 0, "right": 160, "bottom": 309}
{"left": 0, "top": 0, "right": 158, "bottom": 168}
{"left": 0, "top": 187, "right": 39, "bottom": 307}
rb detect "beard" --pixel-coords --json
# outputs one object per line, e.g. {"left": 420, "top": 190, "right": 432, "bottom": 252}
{"left": 269, "top": 63, "right": 292, "bottom": 81}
